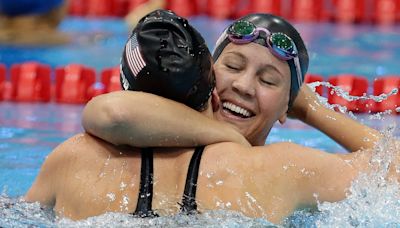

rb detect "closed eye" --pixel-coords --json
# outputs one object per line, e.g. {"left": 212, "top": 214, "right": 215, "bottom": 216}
{"left": 261, "top": 79, "right": 275, "bottom": 86}
{"left": 226, "top": 64, "right": 241, "bottom": 71}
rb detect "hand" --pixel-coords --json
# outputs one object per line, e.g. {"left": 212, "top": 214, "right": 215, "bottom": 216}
{"left": 288, "top": 84, "right": 322, "bottom": 122}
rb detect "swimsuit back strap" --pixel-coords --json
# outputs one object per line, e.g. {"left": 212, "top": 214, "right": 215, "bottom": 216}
{"left": 133, "top": 147, "right": 158, "bottom": 217}
{"left": 180, "top": 145, "right": 205, "bottom": 214}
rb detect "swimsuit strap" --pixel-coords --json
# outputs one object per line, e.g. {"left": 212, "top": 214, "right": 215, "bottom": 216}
{"left": 133, "top": 147, "right": 158, "bottom": 218}
{"left": 180, "top": 145, "right": 205, "bottom": 214}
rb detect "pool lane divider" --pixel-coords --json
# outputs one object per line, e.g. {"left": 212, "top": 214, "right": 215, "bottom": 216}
{"left": 10, "top": 62, "right": 52, "bottom": 102}
{"left": 66, "top": 0, "right": 400, "bottom": 25}
{"left": 54, "top": 64, "right": 96, "bottom": 104}
{"left": 0, "top": 61, "right": 399, "bottom": 114}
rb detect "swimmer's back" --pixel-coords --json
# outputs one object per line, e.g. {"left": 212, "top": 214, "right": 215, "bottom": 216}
{"left": 27, "top": 133, "right": 315, "bottom": 223}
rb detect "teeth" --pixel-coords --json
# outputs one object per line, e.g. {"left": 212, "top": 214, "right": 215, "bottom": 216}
{"left": 222, "top": 102, "right": 252, "bottom": 117}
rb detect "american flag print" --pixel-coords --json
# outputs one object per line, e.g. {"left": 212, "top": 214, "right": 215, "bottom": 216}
{"left": 125, "top": 34, "right": 146, "bottom": 77}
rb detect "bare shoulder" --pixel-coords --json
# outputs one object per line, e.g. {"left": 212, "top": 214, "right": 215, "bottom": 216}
{"left": 24, "top": 133, "right": 86, "bottom": 204}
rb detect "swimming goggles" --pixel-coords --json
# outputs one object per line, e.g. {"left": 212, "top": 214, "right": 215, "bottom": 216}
{"left": 226, "top": 20, "right": 302, "bottom": 88}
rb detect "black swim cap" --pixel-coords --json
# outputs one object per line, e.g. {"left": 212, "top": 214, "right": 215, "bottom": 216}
{"left": 120, "top": 10, "right": 215, "bottom": 111}
{"left": 213, "top": 14, "right": 309, "bottom": 108}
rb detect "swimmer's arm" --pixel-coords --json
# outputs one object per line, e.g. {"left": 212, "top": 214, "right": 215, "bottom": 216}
{"left": 290, "top": 85, "right": 381, "bottom": 152}
{"left": 82, "top": 91, "right": 250, "bottom": 147}
{"left": 267, "top": 143, "right": 370, "bottom": 209}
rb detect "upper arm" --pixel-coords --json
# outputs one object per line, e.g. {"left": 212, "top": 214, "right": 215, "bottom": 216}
{"left": 273, "top": 143, "right": 368, "bottom": 206}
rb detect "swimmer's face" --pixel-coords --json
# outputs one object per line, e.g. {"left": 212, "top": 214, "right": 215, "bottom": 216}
{"left": 213, "top": 42, "right": 291, "bottom": 146}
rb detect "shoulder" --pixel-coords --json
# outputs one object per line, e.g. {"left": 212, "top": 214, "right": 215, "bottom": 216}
{"left": 44, "top": 133, "right": 107, "bottom": 170}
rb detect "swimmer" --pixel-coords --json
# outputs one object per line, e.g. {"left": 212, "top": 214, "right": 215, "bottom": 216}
{"left": 24, "top": 9, "right": 247, "bottom": 220}
{"left": 79, "top": 11, "right": 399, "bottom": 224}
{"left": 0, "top": 0, "right": 69, "bottom": 45}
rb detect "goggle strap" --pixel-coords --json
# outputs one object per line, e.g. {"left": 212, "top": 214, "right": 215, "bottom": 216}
{"left": 213, "top": 29, "right": 229, "bottom": 54}
{"left": 294, "top": 56, "right": 302, "bottom": 88}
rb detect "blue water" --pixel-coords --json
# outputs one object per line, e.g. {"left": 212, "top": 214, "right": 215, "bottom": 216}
{"left": 1, "top": 17, "right": 400, "bottom": 227}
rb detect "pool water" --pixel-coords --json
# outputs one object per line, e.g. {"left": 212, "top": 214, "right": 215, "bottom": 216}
{"left": 1, "top": 17, "right": 400, "bottom": 227}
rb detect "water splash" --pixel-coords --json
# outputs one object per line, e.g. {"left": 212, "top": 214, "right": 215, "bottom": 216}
{"left": 57, "top": 210, "right": 276, "bottom": 228}
{"left": 0, "top": 195, "right": 55, "bottom": 227}
{"left": 287, "top": 125, "right": 400, "bottom": 227}
{"left": 0, "top": 197, "right": 276, "bottom": 228}
{"left": 307, "top": 81, "right": 399, "bottom": 120}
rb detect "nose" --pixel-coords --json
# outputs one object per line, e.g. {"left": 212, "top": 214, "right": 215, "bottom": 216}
{"left": 231, "top": 72, "right": 256, "bottom": 97}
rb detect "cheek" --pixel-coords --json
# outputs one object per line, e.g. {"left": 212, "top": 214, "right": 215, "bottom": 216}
{"left": 257, "top": 88, "right": 289, "bottom": 114}
{"left": 214, "top": 68, "right": 230, "bottom": 91}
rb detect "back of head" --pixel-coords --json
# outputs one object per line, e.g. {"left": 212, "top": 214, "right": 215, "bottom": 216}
{"left": 213, "top": 13, "right": 309, "bottom": 107}
{"left": 120, "top": 9, "right": 215, "bottom": 111}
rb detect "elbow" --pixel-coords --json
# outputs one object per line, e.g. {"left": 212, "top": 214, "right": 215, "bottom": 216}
{"left": 82, "top": 93, "right": 127, "bottom": 138}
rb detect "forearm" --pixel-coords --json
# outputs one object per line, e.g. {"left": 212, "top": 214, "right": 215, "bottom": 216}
{"left": 82, "top": 91, "right": 249, "bottom": 147}
{"left": 305, "top": 105, "right": 381, "bottom": 152}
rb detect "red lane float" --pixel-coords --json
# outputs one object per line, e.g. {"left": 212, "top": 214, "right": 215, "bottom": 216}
{"left": 252, "top": 0, "right": 281, "bottom": 15}
{"left": 373, "top": 76, "right": 400, "bottom": 113}
{"left": 304, "top": 74, "right": 324, "bottom": 96}
{"left": 10, "top": 62, "right": 51, "bottom": 102}
{"left": 373, "top": 0, "right": 399, "bottom": 25}
{"left": 234, "top": 0, "right": 281, "bottom": 19}
{"left": 332, "top": 0, "right": 366, "bottom": 23}
{"left": 327, "top": 74, "right": 369, "bottom": 112}
{"left": 290, "top": 0, "right": 324, "bottom": 22}
{"left": 69, "top": 0, "right": 133, "bottom": 17}
{"left": 167, "top": 0, "right": 199, "bottom": 17}
{"left": 86, "top": 0, "right": 114, "bottom": 17}
{"left": 55, "top": 64, "right": 96, "bottom": 104}
{"left": 101, "top": 67, "right": 121, "bottom": 93}
{"left": 0, "top": 64, "right": 5, "bottom": 101}
{"left": 206, "top": 0, "right": 237, "bottom": 19}
{"left": 112, "top": 0, "right": 131, "bottom": 17}
{"left": 68, "top": 0, "right": 87, "bottom": 16}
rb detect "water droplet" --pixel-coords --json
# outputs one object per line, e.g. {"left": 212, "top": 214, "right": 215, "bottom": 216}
{"left": 106, "top": 193, "right": 116, "bottom": 202}
{"left": 160, "top": 39, "right": 168, "bottom": 48}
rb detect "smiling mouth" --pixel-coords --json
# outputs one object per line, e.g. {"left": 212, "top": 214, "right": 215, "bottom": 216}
{"left": 222, "top": 102, "right": 254, "bottom": 118}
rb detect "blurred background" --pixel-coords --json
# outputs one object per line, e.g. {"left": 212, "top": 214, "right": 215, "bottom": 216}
{"left": 0, "top": 0, "right": 399, "bottom": 112}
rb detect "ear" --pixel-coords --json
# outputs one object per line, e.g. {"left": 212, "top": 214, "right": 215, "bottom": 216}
{"left": 278, "top": 112, "right": 287, "bottom": 124}
{"left": 211, "top": 89, "right": 220, "bottom": 111}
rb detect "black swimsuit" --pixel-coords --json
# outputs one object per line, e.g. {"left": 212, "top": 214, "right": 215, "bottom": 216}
{"left": 132, "top": 146, "right": 205, "bottom": 218}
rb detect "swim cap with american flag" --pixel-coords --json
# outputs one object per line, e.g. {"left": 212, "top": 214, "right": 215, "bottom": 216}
{"left": 120, "top": 9, "right": 215, "bottom": 111}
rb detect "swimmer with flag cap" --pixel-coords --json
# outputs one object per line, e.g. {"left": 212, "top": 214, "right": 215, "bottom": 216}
{"left": 25, "top": 9, "right": 247, "bottom": 221}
